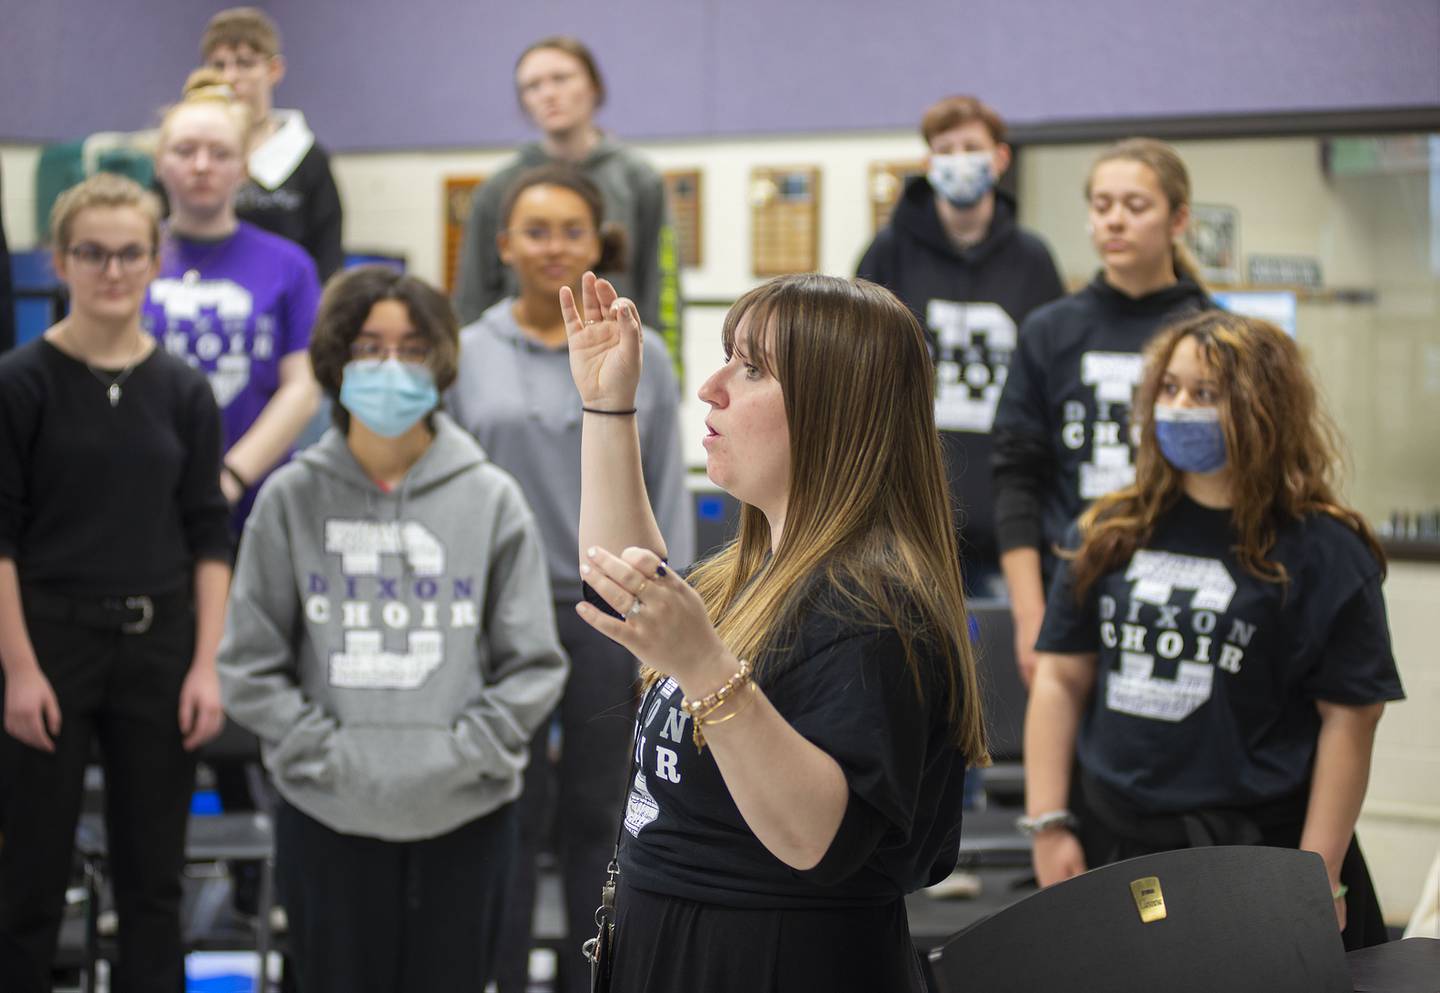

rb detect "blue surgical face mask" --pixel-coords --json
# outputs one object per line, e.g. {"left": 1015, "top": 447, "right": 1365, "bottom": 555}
{"left": 1153, "top": 405, "right": 1227, "bottom": 474}
{"left": 339, "top": 358, "right": 438, "bottom": 438}
{"left": 928, "top": 151, "right": 995, "bottom": 209}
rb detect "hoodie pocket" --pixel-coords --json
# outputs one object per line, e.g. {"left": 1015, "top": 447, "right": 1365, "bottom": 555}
{"left": 331, "top": 725, "right": 478, "bottom": 810}
{"left": 267, "top": 722, "right": 340, "bottom": 790}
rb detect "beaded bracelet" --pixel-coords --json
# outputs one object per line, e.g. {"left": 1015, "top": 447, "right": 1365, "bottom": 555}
{"left": 681, "top": 660, "right": 753, "bottom": 748}
{"left": 690, "top": 681, "right": 757, "bottom": 752}
{"left": 682, "top": 659, "right": 752, "bottom": 720}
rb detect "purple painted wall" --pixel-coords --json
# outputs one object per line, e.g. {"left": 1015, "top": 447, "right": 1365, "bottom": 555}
{"left": 3, "top": 0, "right": 1437, "bottom": 147}
{"left": 0, "top": 0, "right": 236, "bottom": 143}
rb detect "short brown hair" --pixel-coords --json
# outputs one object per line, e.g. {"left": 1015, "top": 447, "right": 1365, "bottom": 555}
{"left": 515, "top": 36, "right": 606, "bottom": 108}
{"left": 310, "top": 267, "right": 461, "bottom": 431}
{"left": 201, "top": 7, "right": 281, "bottom": 59}
{"left": 920, "top": 95, "right": 1005, "bottom": 146}
{"left": 50, "top": 172, "right": 161, "bottom": 251}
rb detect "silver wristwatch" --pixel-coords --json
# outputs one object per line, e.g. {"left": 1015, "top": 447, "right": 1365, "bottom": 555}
{"left": 1016, "top": 809, "right": 1079, "bottom": 836}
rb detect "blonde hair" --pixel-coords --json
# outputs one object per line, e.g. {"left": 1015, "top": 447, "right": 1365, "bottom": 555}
{"left": 49, "top": 172, "right": 161, "bottom": 251}
{"left": 1086, "top": 137, "right": 1205, "bottom": 290}
{"left": 159, "top": 67, "right": 253, "bottom": 149}
{"left": 684, "top": 275, "right": 988, "bottom": 763}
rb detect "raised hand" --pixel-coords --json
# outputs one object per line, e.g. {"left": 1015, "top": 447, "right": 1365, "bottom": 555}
{"left": 560, "top": 271, "right": 644, "bottom": 411}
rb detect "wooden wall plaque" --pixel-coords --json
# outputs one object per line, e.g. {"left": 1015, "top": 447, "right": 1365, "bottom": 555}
{"left": 443, "top": 174, "right": 486, "bottom": 293}
{"left": 869, "top": 160, "right": 926, "bottom": 232}
{"left": 750, "top": 167, "right": 820, "bottom": 276}
{"left": 662, "top": 169, "right": 703, "bottom": 268}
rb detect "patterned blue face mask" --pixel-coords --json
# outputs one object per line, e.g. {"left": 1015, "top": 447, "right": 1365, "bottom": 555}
{"left": 1154, "top": 405, "right": 1227, "bottom": 474}
{"left": 339, "top": 358, "right": 438, "bottom": 438}
{"left": 927, "top": 152, "right": 995, "bottom": 209}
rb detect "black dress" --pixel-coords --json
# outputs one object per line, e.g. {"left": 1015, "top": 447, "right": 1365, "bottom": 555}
{"left": 610, "top": 583, "right": 968, "bottom": 992}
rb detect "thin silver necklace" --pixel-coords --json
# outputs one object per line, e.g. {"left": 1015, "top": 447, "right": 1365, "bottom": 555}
{"left": 66, "top": 325, "right": 147, "bottom": 407}
{"left": 165, "top": 224, "right": 237, "bottom": 285}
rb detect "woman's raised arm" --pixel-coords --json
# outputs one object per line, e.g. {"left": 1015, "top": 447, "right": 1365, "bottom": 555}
{"left": 564, "top": 271, "right": 668, "bottom": 569}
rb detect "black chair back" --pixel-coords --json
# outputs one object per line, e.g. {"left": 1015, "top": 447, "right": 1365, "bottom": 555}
{"left": 929, "top": 846, "right": 1351, "bottom": 993}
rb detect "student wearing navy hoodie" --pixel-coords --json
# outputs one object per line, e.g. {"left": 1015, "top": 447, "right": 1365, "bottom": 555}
{"left": 857, "top": 95, "right": 1063, "bottom": 594}
{"left": 992, "top": 138, "right": 1211, "bottom": 688}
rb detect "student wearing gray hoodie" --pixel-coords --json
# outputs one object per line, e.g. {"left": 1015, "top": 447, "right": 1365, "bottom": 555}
{"left": 448, "top": 165, "right": 693, "bottom": 993}
{"left": 217, "top": 267, "right": 566, "bottom": 993}
{"left": 453, "top": 36, "right": 682, "bottom": 361}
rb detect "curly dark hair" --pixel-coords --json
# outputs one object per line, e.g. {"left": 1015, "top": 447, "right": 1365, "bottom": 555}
{"left": 309, "top": 266, "right": 460, "bottom": 431}
{"left": 1065, "top": 310, "right": 1383, "bottom": 599}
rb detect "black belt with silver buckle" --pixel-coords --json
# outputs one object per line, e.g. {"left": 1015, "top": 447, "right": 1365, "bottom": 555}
{"left": 22, "top": 589, "right": 185, "bottom": 635}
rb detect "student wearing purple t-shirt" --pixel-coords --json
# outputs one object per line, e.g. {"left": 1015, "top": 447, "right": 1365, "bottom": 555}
{"left": 146, "top": 69, "right": 321, "bottom": 525}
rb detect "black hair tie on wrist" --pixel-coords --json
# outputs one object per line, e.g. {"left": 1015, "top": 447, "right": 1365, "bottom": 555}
{"left": 222, "top": 462, "right": 249, "bottom": 491}
{"left": 581, "top": 406, "right": 638, "bottom": 416}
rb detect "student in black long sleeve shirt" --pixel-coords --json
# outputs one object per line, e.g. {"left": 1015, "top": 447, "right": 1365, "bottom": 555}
{"left": 992, "top": 139, "right": 1211, "bottom": 688}
{"left": 0, "top": 174, "right": 231, "bottom": 993}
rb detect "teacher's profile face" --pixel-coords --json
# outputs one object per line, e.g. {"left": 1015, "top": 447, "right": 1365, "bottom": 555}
{"left": 697, "top": 319, "right": 790, "bottom": 517}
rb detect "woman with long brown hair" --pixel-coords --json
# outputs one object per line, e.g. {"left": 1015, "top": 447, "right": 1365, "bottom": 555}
{"left": 1023, "top": 310, "right": 1403, "bottom": 949}
{"left": 563, "top": 271, "right": 985, "bottom": 990}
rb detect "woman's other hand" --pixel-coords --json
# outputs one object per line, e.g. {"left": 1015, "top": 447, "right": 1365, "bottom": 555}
{"left": 561, "top": 271, "right": 643, "bottom": 411}
{"left": 3, "top": 665, "right": 62, "bottom": 753}
{"left": 178, "top": 663, "right": 225, "bottom": 751}
{"left": 1032, "top": 828, "right": 1087, "bottom": 888}
{"left": 577, "top": 545, "right": 735, "bottom": 692}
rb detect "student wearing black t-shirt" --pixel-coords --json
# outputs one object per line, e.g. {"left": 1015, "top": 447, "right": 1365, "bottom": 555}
{"left": 0, "top": 174, "right": 232, "bottom": 992}
{"left": 561, "top": 272, "right": 987, "bottom": 992}
{"left": 993, "top": 138, "right": 1211, "bottom": 687}
{"left": 1024, "top": 311, "right": 1404, "bottom": 951}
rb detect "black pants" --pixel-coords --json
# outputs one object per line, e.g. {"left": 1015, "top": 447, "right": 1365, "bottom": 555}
{"left": 275, "top": 799, "right": 517, "bottom": 993}
{"left": 494, "top": 603, "right": 638, "bottom": 993}
{"left": 0, "top": 602, "right": 197, "bottom": 993}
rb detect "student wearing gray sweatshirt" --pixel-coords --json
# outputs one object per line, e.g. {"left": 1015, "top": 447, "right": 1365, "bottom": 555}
{"left": 453, "top": 36, "right": 683, "bottom": 363}
{"left": 447, "top": 165, "right": 693, "bottom": 993}
{"left": 218, "top": 267, "right": 567, "bottom": 993}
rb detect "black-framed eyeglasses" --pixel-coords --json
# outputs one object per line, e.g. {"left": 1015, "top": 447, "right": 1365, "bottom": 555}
{"left": 350, "top": 340, "right": 433, "bottom": 365}
{"left": 66, "top": 243, "right": 155, "bottom": 274}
